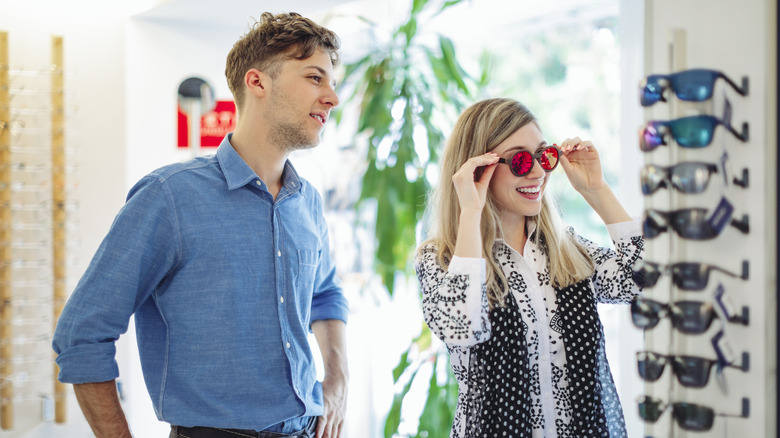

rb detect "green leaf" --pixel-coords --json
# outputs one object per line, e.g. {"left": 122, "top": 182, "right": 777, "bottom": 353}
{"left": 392, "top": 350, "right": 411, "bottom": 382}
{"left": 439, "top": 36, "right": 469, "bottom": 94}
{"left": 411, "top": 0, "right": 430, "bottom": 15}
{"left": 383, "top": 364, "right": 419, "bottom": 438}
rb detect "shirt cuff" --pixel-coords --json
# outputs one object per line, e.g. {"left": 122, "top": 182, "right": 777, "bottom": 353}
{"left": 54, "top": 343, "right": 120, "bottom": 384}
{"left": 310, "top": 295, "right": 350, "bottom": 325}
{"left": 606, "top": 219, "right": 643, "bottom": 241}
{"left": 447, "top": 256, "right": 486, "bottom": 283}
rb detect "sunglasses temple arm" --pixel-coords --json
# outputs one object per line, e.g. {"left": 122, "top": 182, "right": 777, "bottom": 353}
{"left": 726, "top": 351, "right": 751, "bottom": 372}
{"left": 713, "top": 260, "right": 749, "bottom": 280}
{"left": 720, "top": 73, "right": 750, "bottom": 97}
{"left": 724, "top": 119, "right": 750, "bottom": 142}
{"left": 717, "top": 397, "right": 751, "bottom": 419}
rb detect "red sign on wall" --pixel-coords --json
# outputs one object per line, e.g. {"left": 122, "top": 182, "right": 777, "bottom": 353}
{"left": 177, "top": 100, "right": 237, "bottom": 148}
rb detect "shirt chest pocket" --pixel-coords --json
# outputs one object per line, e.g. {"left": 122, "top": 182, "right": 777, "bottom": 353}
{"left": 296, "top": 249, "right": 321, "bottom": 292}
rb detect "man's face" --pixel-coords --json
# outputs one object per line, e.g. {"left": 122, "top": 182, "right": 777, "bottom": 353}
{"left": 263, "top": 47, "right": 340, "bottom": 152}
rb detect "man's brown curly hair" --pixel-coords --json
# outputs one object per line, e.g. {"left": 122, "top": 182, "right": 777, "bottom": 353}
{"left": 225, "top": 12, "right": 341, "bottom": 110}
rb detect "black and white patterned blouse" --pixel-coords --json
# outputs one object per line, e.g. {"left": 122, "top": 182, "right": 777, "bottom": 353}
{"left": 416, "top": 220, "right": 643, "bottom": 438}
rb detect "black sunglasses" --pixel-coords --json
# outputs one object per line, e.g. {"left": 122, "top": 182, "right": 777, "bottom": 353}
{"left": 640, "top": 68, "right": 749, "bottom": 107}
{"left": 630, "top": 297, "right": 748, "bottom": 334}
{"left": 632, "top": 260, "right": 749, "bottom": 291}
{"left": 638, "top": 396, "right": 750, "bottom": 432}
{"left": 636, "top": 350, "right": 748, "bottom": 388}
{"left": 643, "top": 208, "right": 749, "bottom": 240}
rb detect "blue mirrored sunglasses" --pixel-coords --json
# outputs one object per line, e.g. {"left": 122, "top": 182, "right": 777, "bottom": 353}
{"left": 640, "top": 69, "right": 748, "bottom": 107}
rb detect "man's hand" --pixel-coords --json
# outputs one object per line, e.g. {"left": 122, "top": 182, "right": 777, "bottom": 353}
{"left": 311, "top": 319, "right": 348, "bottom": 438}
{"left": 316, "top": 373, "right": 348, "bottom": 438}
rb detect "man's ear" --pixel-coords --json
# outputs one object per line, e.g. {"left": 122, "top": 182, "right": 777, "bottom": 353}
{"left": 245, "top": 68, "right": 270, "bottom": 99}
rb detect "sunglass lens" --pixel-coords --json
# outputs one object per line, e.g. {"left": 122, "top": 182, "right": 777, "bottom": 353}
{"left": 638, "top": 396, "right": 665, "bottom": 423}
{"left": 640, "top": 165, "right": 666, "bottom": 194}
{"left": 642, "top": 210, "right": 667, "bottom": 239}
{"left": 632, "top": 261, "right": 661, "bottom": 288}
{"left": 510, "top": 151, "right": 534, "bottom": 176}
{"left": 631, "top": 297, "right": 664, "bottom": 329}
{"left": 671, "top": 70, "right": 718, "bottom": 102}
{"left": 641, "top": 123, "right": 666, "bottom": 151}
{"left": 671, "top": 356, "right": 713, "bottom": 388}
{"left": 540, "top": 147, "right": 559, "bottom": 171}
{"left": 637, "top": 351, "right": 666, "bottom": 382}
{"left": 670, "top": 301, "right": 715, "bottom": 334}
{"left": 672, "top": 402, "right": 715, "bottom": 431}
{"left": 669, "top": 115, "right": 717, "bottom": 147}
{"left": 670, "top": 263, "right": 709, "bottom": 291}
{"left": 640, "top": 76, "right": 665, "bottom": 107}
{"left": 671, "top": 162, "right": 713, "bottom": 193}
{"left": 670, "top": 208, "right": 716, "bottom": 240}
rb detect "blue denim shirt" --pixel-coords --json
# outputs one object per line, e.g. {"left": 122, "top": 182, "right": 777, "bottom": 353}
{"left": 53, "top": 134, "right": 349, "bottom": 431}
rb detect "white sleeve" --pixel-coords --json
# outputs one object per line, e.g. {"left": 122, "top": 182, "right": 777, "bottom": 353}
{"left": 415, "top": 245, "right": 491, "bottom": 347}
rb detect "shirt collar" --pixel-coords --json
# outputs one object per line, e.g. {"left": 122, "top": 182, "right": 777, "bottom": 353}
{"left": 216, "top": 134, "right": 303, "bottom": 193}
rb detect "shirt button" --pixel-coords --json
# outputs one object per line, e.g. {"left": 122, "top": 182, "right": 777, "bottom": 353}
{"left": 256, "top": 180, "right": 262, "bottom": 186}
{"left": 277, "top": 251, "right": 281, "bottom": 257}
{"left": 286, "top": 342, "right": 291, "bottom": 349}
{"left": 280, "top": 296, "right": 284, "bottom": 303}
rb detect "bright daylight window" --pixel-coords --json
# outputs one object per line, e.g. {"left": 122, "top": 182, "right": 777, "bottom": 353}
{"left": 294, "top": 1, "right": 635, "bottom": 437}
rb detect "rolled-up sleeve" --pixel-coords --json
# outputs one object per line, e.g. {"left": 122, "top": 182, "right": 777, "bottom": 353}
{"left": 53, "top": 175, "right": 179, "bottom": 384}
{"left": 309, "top": 199, "right": 348, "bottom": 325}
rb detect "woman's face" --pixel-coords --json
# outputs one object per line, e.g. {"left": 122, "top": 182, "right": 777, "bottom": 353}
{"left": 488, "top": 123, "right": 550, "bottom": 223}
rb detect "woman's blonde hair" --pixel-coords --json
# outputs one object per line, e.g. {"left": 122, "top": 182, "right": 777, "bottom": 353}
{"left": 423, "top": 98, "right": 594, "bottom": 307}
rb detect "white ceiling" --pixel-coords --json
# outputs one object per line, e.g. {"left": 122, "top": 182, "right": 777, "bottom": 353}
{"left": 131, "top": 0, "right": 357, "bottom": 27}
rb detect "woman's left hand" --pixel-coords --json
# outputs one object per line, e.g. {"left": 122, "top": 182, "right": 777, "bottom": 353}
{"left": 557, "top": 137, "right": 607, "bottom": 194}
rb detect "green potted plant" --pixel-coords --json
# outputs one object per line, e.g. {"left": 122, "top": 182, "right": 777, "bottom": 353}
{"left": 335, "top": 0, "right": 490, "bottom": 436}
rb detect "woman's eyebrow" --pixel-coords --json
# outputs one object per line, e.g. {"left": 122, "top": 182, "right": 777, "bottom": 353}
{"left": 505, "top": 141, "right": 548, "bottom": 154}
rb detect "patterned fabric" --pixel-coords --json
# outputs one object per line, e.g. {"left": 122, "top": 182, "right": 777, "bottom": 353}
{"left": 416, "top": 221, "right": 643, "bottom": 438}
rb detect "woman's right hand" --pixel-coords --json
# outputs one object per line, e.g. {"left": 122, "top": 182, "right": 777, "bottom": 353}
{"left": 451, "top": 153, "right": 501, "bottom": 213}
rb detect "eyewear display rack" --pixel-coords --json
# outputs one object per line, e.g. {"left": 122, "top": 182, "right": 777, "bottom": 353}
{"left": 639, "top": 1, "right": 776, "bottom": 437}
{"left": 0, "top": 32, "right": 74, "bottom": 430}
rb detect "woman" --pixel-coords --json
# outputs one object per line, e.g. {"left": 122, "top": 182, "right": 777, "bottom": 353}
{"left": 417, "top": 98, "right": 643, "bottom": 438}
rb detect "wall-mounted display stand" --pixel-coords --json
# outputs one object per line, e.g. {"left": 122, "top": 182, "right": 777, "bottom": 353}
{"left": 50, "top": 35, "right": 66, "bottom": 426}
{"left": 1, "top": 30, "right": 14, "bottom": 431}
{"left": 0, "top": 31, "right": 77, "bottom": 431}
{"left": 637, "top": 1, "right": 777, "bottom": 437}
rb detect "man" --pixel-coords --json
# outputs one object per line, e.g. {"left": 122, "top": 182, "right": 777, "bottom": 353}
{"left": 53, "top": 12, "right": 349, "bottom": 438}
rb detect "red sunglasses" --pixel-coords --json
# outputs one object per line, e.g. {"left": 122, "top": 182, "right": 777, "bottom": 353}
{"left": 498, "top": 145, "right": 561, "bottom": 177}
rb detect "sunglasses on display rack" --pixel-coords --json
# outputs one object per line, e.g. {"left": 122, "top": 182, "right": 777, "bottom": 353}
{"left": 640, "top": 68, "right": 749, "bottom": 107}
{"left": 641, "top": 161, "right": 718, "bottom": 195}
{"left": 643, "top": 207, "right": 749, "bottom": 240}
{"left": 630, "top": 297, "right": 748, "bottom": 335}
{"left": 636, "top": 350, "right": 748, "bottom": 388}
{"left": 632, "top": 260, "right": 749, "bottom": 291}
{"left": 474, "top": 145, "right": 560, "bottom": 181}
{"left": 638, "top": 396, "right": 750, "bottom": 432}
{"left": 639, "top": 115, "right": 749, "bottom": 151}
{"left": 641, "top": 160, "right": 749, "bottom": 195}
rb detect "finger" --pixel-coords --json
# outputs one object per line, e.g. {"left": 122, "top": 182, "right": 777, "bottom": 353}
{"left": 333, "top": 421, "right": 344, "bottom": 438}
{"left": 476, "top": 161, "right": 499, "bottom": 184}
{"left": 316, "top": 416, "right": 326, "bottom": 438}
{"left": 324, "top": 421, "right": 334, "bottom": 438}
{"left": 455, "top": 153, "right": 499, "bottom": 182}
